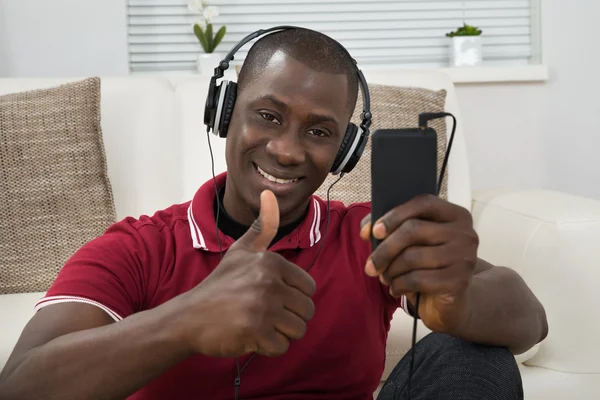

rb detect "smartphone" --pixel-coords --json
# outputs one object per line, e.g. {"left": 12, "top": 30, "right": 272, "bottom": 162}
{"left": 370, "top": 128, "right": 438, "bottom": 250}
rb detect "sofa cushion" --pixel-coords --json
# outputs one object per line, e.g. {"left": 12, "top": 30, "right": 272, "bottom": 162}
{"left": 314, "top": 84, "right": 449, "bottom": 203}
{"left": 0, "top": 78, "right": 116, "bottom": 295}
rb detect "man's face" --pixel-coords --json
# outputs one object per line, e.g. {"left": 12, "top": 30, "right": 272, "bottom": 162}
{"left": 225, "top": 51, "right": 352, "bottom": 225}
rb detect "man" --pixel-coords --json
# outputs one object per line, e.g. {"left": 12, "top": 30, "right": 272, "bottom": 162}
{"left": 0, "top": 28, "right": 547, "bottom": 400}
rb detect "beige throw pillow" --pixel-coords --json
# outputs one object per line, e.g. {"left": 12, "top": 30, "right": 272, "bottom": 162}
{"left": 0, "top": 78, "right": 116, "bottom": 294}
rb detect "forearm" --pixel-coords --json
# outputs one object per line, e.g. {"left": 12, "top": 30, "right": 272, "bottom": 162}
{"left": 0, "top": 299, "right": 192, "bottom": 400}
{"left": 452, "top": 266, "right": 548, "bottom": 354}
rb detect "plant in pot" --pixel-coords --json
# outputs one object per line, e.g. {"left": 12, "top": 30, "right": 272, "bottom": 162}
{"left": 446, "top": 23, "right": 483, "bottom": 67}
{"left": 188, "top": 0, "right": 227, "bottom": 73}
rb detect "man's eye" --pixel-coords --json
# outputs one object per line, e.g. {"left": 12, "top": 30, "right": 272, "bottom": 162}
{"left": 259, "top": 112, "right": 280, "bottom": 125}
{"left": 307, "top": 129, "right": 328, "bottom": 138}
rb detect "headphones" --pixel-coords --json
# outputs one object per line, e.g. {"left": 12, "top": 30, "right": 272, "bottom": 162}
{"left": 203, "top": 25, "right": 372, "bottom": 175}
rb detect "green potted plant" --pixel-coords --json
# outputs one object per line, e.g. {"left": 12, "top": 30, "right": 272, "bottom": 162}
{"left": 188, "top": 0, "right": 227, "bottom": 73}
{"left": 446, "top": 23, "right": 483, "bottom": 67}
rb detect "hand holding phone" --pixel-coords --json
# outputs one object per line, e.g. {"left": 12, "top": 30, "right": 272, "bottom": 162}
{"left": 362, "top": 124, "right": 479, "bottom": 335}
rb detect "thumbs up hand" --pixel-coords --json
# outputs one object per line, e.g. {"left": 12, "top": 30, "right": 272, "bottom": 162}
{"left": 179, "top": 190, "right": 316, "bottom": 358}
{"left": 231, "top": 189, "right": 282, "bottom": 252}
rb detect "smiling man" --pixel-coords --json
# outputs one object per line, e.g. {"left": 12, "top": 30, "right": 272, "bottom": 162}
{"left": 0, "top": 28, "right": 547, "bottom": 400}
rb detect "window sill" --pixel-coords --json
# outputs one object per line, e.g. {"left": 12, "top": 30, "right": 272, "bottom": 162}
{"left": 437, "top": 65, "right": 549, "bottom": 84}
{"left": 133, "top": 64, "right": 549, "bottom": 85}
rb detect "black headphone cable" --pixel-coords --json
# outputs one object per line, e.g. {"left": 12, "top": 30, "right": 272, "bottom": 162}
{"left": 406, "top": 112, "right": 457, "bottom": 400}
{"left": 207, "top": 127, "right": 344, "bottom": 400}
{"left": 208, "top": 111, "right": 457, "bottom": 400}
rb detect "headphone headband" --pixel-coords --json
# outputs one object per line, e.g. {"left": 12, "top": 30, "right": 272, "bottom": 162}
{"left": 204, "top": 26, "right": 372, "bottom": 175}
{"left": 208, "top": 25, "right": 371, "bottom": 133}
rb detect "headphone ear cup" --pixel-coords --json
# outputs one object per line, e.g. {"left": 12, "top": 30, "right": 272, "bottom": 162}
{"left": 210, "top": 80, "right": 229, "bottom": 137}
{"left": 341, "top": 127, "right": 368, "bottom": 174}
{"left": 330, "top": 124, "right": 358, "bottom": 174}
{"left": 218, "top": 82, "right": 237, "bottom": 138}
{"left": 204, "top": 82, "right": 221, "bottom": 132}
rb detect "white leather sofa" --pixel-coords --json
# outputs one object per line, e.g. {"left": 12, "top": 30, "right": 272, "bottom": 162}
{"left": 1, "top": 71, "right": 599, "bottom": 399}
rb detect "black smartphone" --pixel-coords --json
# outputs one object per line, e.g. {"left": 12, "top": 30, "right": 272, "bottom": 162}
{"left": 370, "top": 128, "right": 439, "bottom": 250}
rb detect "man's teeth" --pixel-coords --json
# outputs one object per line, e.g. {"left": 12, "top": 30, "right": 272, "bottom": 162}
{"left": 257, "top": 166, "right": 298, "bottom": 184}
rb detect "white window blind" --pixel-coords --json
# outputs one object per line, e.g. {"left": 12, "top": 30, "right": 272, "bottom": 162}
{"left": 127, "top": 0, "right": 540, "bottom": 72}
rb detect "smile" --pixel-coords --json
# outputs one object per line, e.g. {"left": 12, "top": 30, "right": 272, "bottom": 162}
{"left": 255, "top": 165, "right": 300, "bottom": 185}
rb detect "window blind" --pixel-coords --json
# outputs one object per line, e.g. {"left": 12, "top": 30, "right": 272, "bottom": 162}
{"left": 127, "top": 0, "right": 540, "bottom": 72}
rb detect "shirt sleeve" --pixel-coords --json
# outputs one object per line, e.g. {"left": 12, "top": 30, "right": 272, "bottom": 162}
{"left": 35, "top": 217, "right": 161, "bottom": 321}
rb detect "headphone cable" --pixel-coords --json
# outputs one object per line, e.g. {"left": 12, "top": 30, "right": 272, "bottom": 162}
{"left": 306, "top": 173, "right": 344, "bottom": 273}
{"left": 208, "top": 125, "right": 345, "bottom": 400}
{"left": 406, "top": 112, "right": 457, "bottom": 400}
{"left": 208, "top": 126, "right": 224, "bottom": 259}
{"left": 209, "top": 114, "right": 457, "bottom": 400}
{"left": 231, "top": 175, "right": 343, "bottom": 400}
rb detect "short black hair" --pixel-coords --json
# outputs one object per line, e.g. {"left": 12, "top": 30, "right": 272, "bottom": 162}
{"left": 238, "top": 28, "right": 359, "bottom": 115}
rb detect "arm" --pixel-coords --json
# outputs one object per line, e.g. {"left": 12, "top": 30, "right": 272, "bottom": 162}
{"left": 0, "top": 217, "right": 193, "bottom": 400}
{"left": 429, "top": 259, "right": 548, "bottom": 354}
{"left": 361, "top": 194, "right": 549, "bottom": 355}
{"left": 0, "top": 300, "right": 192, "bottom": 400}
{"left": 1, "top": 191, "right": 315, "bottom": 400}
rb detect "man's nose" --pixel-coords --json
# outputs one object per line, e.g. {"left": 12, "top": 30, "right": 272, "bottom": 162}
{"left": 265, "top": 131, "right": 306, "bottom": 166}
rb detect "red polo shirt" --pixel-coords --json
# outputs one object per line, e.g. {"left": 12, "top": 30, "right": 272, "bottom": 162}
{"left": 36, "top": 173, "right": 410, "bottom": 399}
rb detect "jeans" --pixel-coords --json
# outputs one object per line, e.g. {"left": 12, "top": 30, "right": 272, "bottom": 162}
{"left": 377, "top": 333, "right": 524, "bottom": 400}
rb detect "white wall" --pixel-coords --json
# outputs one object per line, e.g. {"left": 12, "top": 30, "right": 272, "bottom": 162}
{"left": 457, "top": 0, "right": 600, "bottom": 199}
{"left": 0, "top": 0, "right": 128, "bottom": 77}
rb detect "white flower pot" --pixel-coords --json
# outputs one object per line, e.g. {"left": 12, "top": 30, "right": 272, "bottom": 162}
{"left": 450, "top": 36, "right": 483, "bottom": 67}
{"left": 196, "top": 52, "right": 224, "bottom": 74}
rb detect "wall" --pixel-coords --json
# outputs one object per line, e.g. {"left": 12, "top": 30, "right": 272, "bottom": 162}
{"left": 457, "top": 0, "right": 600, "bottom": 199}
{"left": 0, "top": 0, "right": 128, "bottom": 77}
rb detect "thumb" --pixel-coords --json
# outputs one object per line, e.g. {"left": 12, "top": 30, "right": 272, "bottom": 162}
{"left": 236, "top": 190, "right": 279, "bottom": 252}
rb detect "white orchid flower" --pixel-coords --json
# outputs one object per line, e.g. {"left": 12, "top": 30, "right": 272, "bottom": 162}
{"left": 187, "top": 0, "right": 204, "bottom": 14}
{"left": 203, "top": 6, "right": 219, "bottom": 21}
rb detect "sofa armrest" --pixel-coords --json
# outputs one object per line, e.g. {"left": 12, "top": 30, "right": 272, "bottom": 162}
{"left": 471, "top": 189, "right": 600, "bottom": 374}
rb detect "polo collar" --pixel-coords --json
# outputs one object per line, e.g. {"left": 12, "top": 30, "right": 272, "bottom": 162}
{"left": 187, "top": 172, "right": 325, "bottom": 252}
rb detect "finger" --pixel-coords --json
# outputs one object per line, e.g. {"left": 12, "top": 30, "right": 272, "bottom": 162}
{"left": 366, "top": 219, "right": 453, "bottom": 277}
{"left": 360, "top": 213, "right": 371, "bottom": 231}
{"left": 388, "top": 265, "right": 471, "bottom": 298}
{"left": 281, "top": 285, "right": 315, "bottom": 322}
{"left": 258, "top": 329, "right": 290, "bottom": 357}
{"left": 372, "top": 194, "right": 471, "bottom": 240}
{"left": 279, "top": 259, "right": 316, "bottom": 297}
{"left": 360, "top": 220, "right": 372, "bottom": 242}
{"left": 235, "top": 190, "right": 279, "bottom": 252}
{"left": 273, "top": 309, "right": 308, "bottom": 341}
{"left": 381, "top": 243, "right": 467, "bottom": 284}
